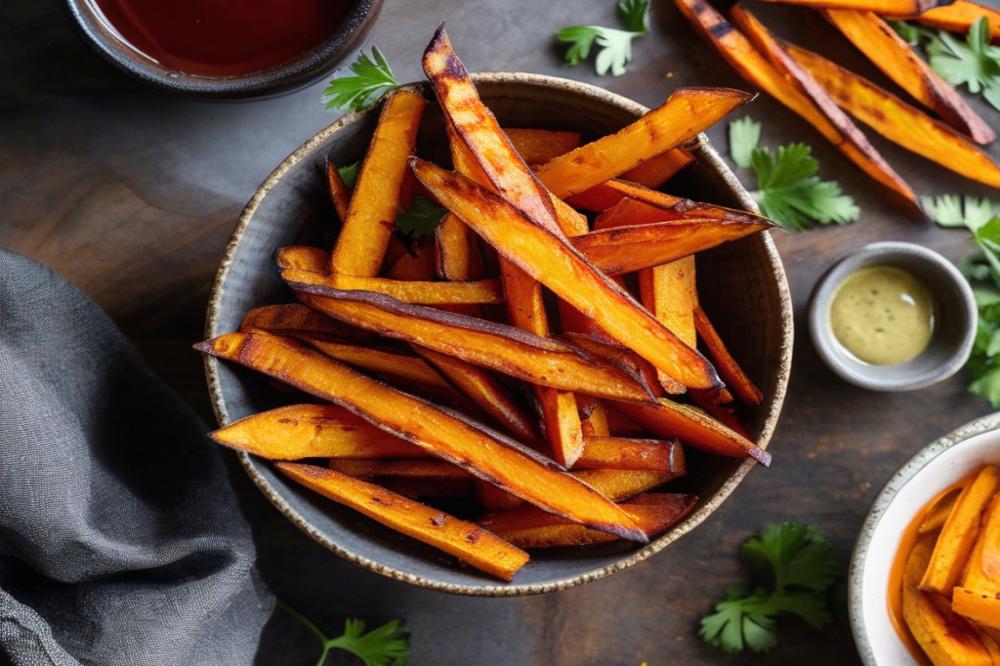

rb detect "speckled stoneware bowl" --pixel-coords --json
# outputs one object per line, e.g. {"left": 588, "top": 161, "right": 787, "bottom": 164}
{"left": 204, "top": 73, "right": 793, "bottom": 595}
{"left": 850, "top": 413, "right": 1000, "bottom": 665}
{"left": 63, "top": 0, "right": 382, "bottom": 98}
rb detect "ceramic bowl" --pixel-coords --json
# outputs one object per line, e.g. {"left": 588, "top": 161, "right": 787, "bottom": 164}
{"left": 62, "top": 0, "right": 383, "bottom": 98}
{"left": 850, "top": 413, "right": 1000, "bottom": 665}
{"left": 809, "top": 241, "right": 977, "bottom": 392}
{"left": 204, "top": 73, "right": 793, "bottom": 595}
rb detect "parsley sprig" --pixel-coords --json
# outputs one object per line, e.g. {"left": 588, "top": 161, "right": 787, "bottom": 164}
{"left": 322, "top": 47, "right": 400, "bottom": 112}
{"left": 700, "top": 523, "right": 838, "bottom": 654}
{"left": 396, "top": 196, "right": 448, "bottom": 238}
{"left": 891, "top": 17, "right": 1000, "bottom": 112}
{"left": 277, "top": 601, "right": 409, "bottom": 666}
{"left": 925, "top": 194, "right": 1000, "bottom": 406}
{"left": 556, "top": 0, "right": 650, "bottom": 76}
{"left": 728, "top": 117, "right": 860, "bottom": 231}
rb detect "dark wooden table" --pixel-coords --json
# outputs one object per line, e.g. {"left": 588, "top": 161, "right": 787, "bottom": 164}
{"left": 4, "top": 0, "right": 999, "bottom": 663}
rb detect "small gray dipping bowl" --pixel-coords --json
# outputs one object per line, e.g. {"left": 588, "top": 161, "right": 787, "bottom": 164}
{"left": 809, "top": 241, "right": 976, "bottom": 392}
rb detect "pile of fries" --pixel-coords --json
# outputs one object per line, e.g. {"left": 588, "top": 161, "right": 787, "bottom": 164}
{"left": 197, "top": 27, "right": 775, "bottom": 582}
{"left": 675, "top": 0, "right": 1000, "bottom": 200}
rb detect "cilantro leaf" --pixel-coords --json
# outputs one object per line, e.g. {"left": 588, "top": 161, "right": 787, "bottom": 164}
{"left": 889, "top": 19, "right": 933, "bottom": 46}
{"left": 924, "top": 194, "right": 999, "bottom": 231}
{"left": 728, "top": 116, "right": 761, "bottom": 169}
{"left": 556, "top": 0, "right": 650, "bottom": 76}
{"left": 699, "top": 523, "right": 838, "bottom": 654}
{"left": 277, "top": 601, "right": 409, "bottom": 666}
{"left": 322, "top": 47, "right": 400, "bottom": 112}
{"left": 338, "top": 161, "right": 360, "bottom": 189}
{"left": 396, "top": 196, "right": 447, "bottom": 237}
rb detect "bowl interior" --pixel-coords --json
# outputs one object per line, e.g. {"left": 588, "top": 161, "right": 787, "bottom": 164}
{"left": 206, "top": 74, "right": 792, "bottom": 594}
{"left": 852, "top": 416, "right": 1000, "bottom": 665}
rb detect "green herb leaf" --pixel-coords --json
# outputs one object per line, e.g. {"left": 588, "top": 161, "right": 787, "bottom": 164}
{"left": 729, "top": 116, "right": 761, "bottom": 169}
{"left": 925, "top": 194, "right": 1000, "bottom": 231}
{"left": 322, "top": 47, "right": 400, "bottom": 112}
{"left": 277, "top": 601, "right": 409, "bottom": 666}
{"left": 396, "top": 196, "right": 447, "bottom": 237}
{"left": 699, "top": 523, "right": 837, "bottom": 654}
{"left": 338, "top": 161, "right": 360, "bottom": 189}
{"left": 556, "top": 0, "right": 649, "bottom": 76}
{"left": 889, "top": 19, "right": 933, "bottom": 45}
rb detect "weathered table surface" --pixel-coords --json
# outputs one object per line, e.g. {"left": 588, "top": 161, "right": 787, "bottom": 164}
{"left": 4, "top": 0, "right": 1000, "bottom": 663}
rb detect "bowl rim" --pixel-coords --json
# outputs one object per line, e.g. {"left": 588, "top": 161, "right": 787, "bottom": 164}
{"left": 62, "top": 0, "right": 383, "bottom": 98}
{"left": 808, "top": 241, "right": 977, "bottom": 392}
{"left": 203, "top": 72, "right": 794, "bottom": 596}
{"left": 849, "top": 411, "right": 1000, "bottom": 665}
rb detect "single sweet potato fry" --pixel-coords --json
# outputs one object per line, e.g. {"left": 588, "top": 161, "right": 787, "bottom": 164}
{"left": 920, "top": 466, "right": 1000, "bottom": 594}
{"left": 437, "top": 125, "right": 486, "bottom": 281}
{"left": 199, "top": 332, "right": 647, "bottom": 541}
{"left": 615, "top": 398, "right": 770, "bottom": 465}
{"left": 785, "top": 42, "right": 1000, "bottom": 189}
{"left": 412, "top": 159, "right": 722, "bottom": 391}
{"left": 240, "top": 303, "right": 372, "bottom": 342}
{"left": 277, "top": 245, "right": 327, "bottom": 272}
{"left": 694, "top": 305, "right": 764, "bottom": 406}
{"left": 329, "top": 89, "right": 427, "bottom": 275}
{"left": 577, "top": 395, "right": 612, "bottom": 437}
{"left": 387, "top": 243, "right": 437, "bottom": 280}
{"left": 328, "top": 458, "right": 474, "bottom": 498}
{"left": 954, "top": 587, "right": 1000, "bottom": 632}
{"left": 277, "top": 462, "right": 528, "bottom": 580}
{"left": 325, "top": 158, "right": 352, "bottom": 222}
{"left": 621, "top": 149, "right": 696, "bottom": 188}
{"left": 575, "top": 437, "right": 685, "bottom": 472}
{"left": 919, "top": 486, "right": 963, "bottom": 535}
{"left": 536, "top": 88, "right": 752, "bottom": 199}
{"left": 414, "top": 346, "right": 542, "bottom": 444}
{"left": 479, "top": 493, "right": 698, "bottom": 548}
{"left": 504, "top": 128, "right": 582, "bottom": 164}
{"left": 211, "top": 404, "right": 424, "bottom": 459}
{"left": 288, "top": 288, "right": 655, "bottom": 402}
{"left": 893, "top": 0, "right": 1000, "bottom": 43}
{"left": 639, "top": 256, "right": 697, "bottom": 365}
{"left": 903, "top": 536, "right": 993, "bottom": 666}
{"left": 674, "top": 0, "right": 917, "bottom": 204}
{"left": 586, "top": 182, "right": 770, "bottom": 226}
{"left": 561, "top": 331, "right": 672, "bottom": 397}
{"left": 823, "top": 8, "right": 995, "bottom": 144}
{"left": 571, "top": 469, "right": 680, "bottom": 501}
{"left": 286, "top": 268, "right": 503, "bottom": 306}
{"left": 731, "top": 4, "right": 919, "bottom": 203}
{"left": 961, "top": 494, "right": 1000, "bottom": 596}
{"left": 756, "top": 0, "right": 952, "bottom": 11}
{"left": 571, "top": 218, "right": 769, "bottom": 275}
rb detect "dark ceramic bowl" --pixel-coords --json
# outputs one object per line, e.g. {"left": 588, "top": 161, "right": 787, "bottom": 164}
{"left": 204, "top": 74, "right": 793, "bottom": 595}
{"left": 62, "top": 0, "right": 383, "bottom": 98}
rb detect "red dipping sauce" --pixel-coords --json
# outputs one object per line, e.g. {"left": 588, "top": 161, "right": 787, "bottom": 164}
{"left": 91, "top": 0, "right": 354, "bottom": 77}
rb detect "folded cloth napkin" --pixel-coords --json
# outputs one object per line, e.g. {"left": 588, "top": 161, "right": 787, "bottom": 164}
{"left": 0, "top": 250, "right": 273, "bottom": 665}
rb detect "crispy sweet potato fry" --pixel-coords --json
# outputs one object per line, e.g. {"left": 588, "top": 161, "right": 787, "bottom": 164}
{"left": 954, "top": 587, "right": 1000, "bottom": 632}
{"left": 387, "top": 243, "right": 437, "bottom": 280}
{"left": 277, "top": 245, "right": 327, "bottom": 272}
{"left": 286, "top": 268, "right": 503, "bottom": 306}
{"left": 479, "top": 493, "right": 698, "bottom": 548}
{"left": 921, "top": 466, "right": 1000, "bottom": 594}
{"left": 903, "top": 536, "right": 993, "bottom": 666}
{"left": 288, "top": 288, "right": 655, "bottom": 402}
{"left": 621, "top": 149, "right": 696, "bottom": 188}
{"left": 571, "top": 218, "right": 769, "bottom": 275}
{"left": 412, "top": 159, "right": 722, "bottom": 391}
{"left": 504, "top": 128, "right": 582, "bottom": 164}
{"left": 437, "top": 125, "right": 486, "bottom": 281}
{"left": 572, "top": 469, "right": 679, "bottom": 501}
{"left": 329, "top": 89, "right": 427, "bottom": 275}
{"left": 199, "top": 332, "right": 647, "bottom": 541}
{"left": 574, "top": 437, "right": 685, "bottom": 472}
{"left": 615, "top": 398, "right": 770, "bottom": 465}
{"left": 919, "top": 486, "right": 963, "bottom": 535}
{"left": 824, "top": 8, "right": 995, "bottom": 144}
{"left": 325, "top": 158, "right": 352, "bottom": 222}
{"left": 694, "top": 305, "right": 763, "bottom": 406}
{"left": 535, "top": 88, "right": 752, "bottom": 199}
{"left": 674, "top": 0, "right": 917, "bottom": 204}
{"left": 637, "top": 257, "right": 698, "bottom": 393}
{"left": 785, "top": 43, "right": 1000, "bottom": 188}
{"left": 757, "top": 0, "right": 952, "bottom": 11}
{"left": 577, "top": 395, "right": 612, "bottom": 437}
{"left": 561, "top": 331, "right": 671, "bottom": 397}
{"left": 586, "top": 182, "right": 770, "bottom": 225}
{"left": 328, "top": 458, "right": 474, "bottom": 498}
{"left": 277, "top": 462, "right": 528, "bottom": 580}
{"left": 894, "top": 1, "right": 1000, "bottom": 43}
{"left": 731, "top": 4, "right": 919, "bottom": 203}
{"left": 414, "top": 346, "right": 542, "bottom": 443}
{"left": 240, "top": 303, "right": 371, "bottom": 342}
{"left": 211, "top": 404, "right": 423, "bottom": 459}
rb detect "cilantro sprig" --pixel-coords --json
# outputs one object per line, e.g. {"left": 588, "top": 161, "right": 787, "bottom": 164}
{"left": 556, "top": 0, "right": 650, "bottom": 76}
{"left": 277, "top": 601, "right": 409, "bottom": 666}
{"left": 323, "top": 47, "right": 400, "bottom": 112}
{"left": 892, "top": 17, "right": 1000, "bottom": 112}
{"left": 925, "top": 194, "right": 1000, "bottom": 406}
{"left": 396, "top": 196, "right": 448, "bottom": 238}
{"left": 700, "top": 523, "right": 838, "bottom": 654}
{"left": 728, "top": 117, "right": 860, "bottom": 231}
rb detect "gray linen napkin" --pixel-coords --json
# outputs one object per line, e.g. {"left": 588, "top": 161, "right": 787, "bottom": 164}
{"left": 0, "top": 249, "right": 273, "bottom": 665}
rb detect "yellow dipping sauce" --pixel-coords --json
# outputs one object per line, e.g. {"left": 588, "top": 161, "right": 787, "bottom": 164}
{"left": 829, "top": 266, "right": 935, "bottom": 365}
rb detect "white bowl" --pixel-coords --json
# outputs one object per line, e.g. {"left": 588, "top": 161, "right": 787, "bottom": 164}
{"left": 850, "top": 413, "right": 1000, "bottom": 665}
